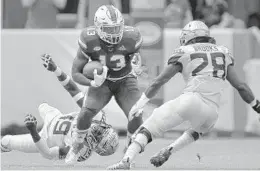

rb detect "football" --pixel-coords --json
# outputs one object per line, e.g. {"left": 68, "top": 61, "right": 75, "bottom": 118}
{"left": 83, "top": 61, "right": 103, "bottom": 79}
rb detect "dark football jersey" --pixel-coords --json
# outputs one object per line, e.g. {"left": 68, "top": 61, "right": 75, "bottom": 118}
{"left": 78, "top": 25, "right": 143, "bottom": 80}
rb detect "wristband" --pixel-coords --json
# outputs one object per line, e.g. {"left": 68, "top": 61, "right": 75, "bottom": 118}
{"left": 54, "top": 67, "right": 62, "bottom": 77}
{"left": 60, "top": 76, "right": 70, "bottom": 86}
{"left": 250, "top": 99, "right": 257, "bottom": 107}
{"left": 137, "top": 93, "right": 150, "bottom": 107}
{"left": 73, "top": 92, "right": 84, "bottom": 102}
{"left": 140, "top": 93, "right": 150, "bottom": 103}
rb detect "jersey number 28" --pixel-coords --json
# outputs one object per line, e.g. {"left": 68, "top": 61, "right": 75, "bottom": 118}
{"left": 190, "top": 52, "right": 226, "bottom": 79}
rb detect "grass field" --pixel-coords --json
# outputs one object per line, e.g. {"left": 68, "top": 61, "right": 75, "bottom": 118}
{"left": 1, "top": 138, "right": 260, "bottom": 170}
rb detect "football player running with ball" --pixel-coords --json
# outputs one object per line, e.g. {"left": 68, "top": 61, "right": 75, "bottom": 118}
{"left": 107, "top": 20, "right": 260, "bottom": 170}
{"left": 66, "top": 5, "right": 144, "bottom": 163}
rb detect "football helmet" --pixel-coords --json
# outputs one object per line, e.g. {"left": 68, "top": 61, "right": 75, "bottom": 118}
{"left": 94, "top": 5, "right": 124, "bottom": 44}
{"left": 180, "top": 20, "right": 210, "bottom": 46}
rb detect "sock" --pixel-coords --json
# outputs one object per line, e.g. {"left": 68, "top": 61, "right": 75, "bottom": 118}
{"left": 169, "top": 131, "right": 195, "bottom": 153}
{"left": 4, "top": 134, "right": 38, "bottom": 153}
{"left": 123, "top": 133, "right": 148, "bottom": 163}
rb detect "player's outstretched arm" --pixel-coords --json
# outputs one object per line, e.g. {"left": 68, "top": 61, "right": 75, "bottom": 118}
{"left": 128, "top": 63, "right": 182, "bottom": 120}
{"left": 226, "top": 65, "right": 260, "bottom": 113}
{"left": 145, "top": 63, "right": 182, "bottom": 99}
{"left": 41, "top": 54, "right": 84, "bottom": 108}
{"left": 71, "top": 49, "right": 92, "bottom": 86}
{"left": 24, "top": 114, "right": 67, "bottom": 160}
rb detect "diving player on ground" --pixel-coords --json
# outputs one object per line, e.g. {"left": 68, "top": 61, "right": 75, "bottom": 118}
{"left": 1, "top": 54, "right": 119, "bottom": 162}
{"left": 66, "top": 5, "right": 144, "bottom": 163}
{"left": 107, "top": 20, "right": 260, "bottom": 169}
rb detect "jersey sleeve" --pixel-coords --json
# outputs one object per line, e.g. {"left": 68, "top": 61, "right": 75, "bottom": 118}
{"left": 77, "top": 27, "right": 96, "bottom": 58}
{"left": 133, "top": 28, "right": 143, "bottom": 52}
{"left": 78, "top": 29, "right": 88, "bottom": 53}
{"left": 124, "top": 26, "right": 143, "bottom": 53}
{"left": 35, "top": 138, "right": 60, "bottom": 160}
{"left": 226, "top": 51, "right": 235, "bottom": 66}
{"left": 220, "top": 46, "right": 234, "bottom": 66}
{"left": 167, "top": 47, "right": 186, "bottom": 71}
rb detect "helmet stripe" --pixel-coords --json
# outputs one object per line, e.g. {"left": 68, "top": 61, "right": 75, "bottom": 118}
{"left": 106, "top": 5, "right": 117, "bottom": 23}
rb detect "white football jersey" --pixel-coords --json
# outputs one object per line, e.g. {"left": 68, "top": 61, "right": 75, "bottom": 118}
{"left": 168, "top": 43, "right": 234, "bottom": 106}
{"left": 46, "top": 112, "right": 78, "bottom": 147}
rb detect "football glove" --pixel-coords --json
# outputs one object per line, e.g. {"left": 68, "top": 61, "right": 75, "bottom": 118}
{"left": 131, "top": 53, "right": 143, "bottom": 76}
{"left": 128, "top": 93, "right": 149, "bottom": 121}
{"left": 41, "top": 54, "right": 57, "bottom": 72}
{"left": 90, "top": 66, "right": 108, "bottom": 87}
{"left": 24, "top": 114, "right": 37, "bottom": 131}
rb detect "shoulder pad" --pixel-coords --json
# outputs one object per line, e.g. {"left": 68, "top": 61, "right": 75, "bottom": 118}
{"left": 172, "top": 47, "right": 185, "bottom": 55}
{"left": 78, "top": 27, "right": 99, "bottom": 52}
{"left": 122, "top": 26, "right": 143, "bottom": 52}
{"left": 168, "top": 47, "right": 185, "bottom": 65}
{"left": 218, "top": 45, "right": 230, "bottom": 54}
{"left": 219, "top": 45, "right": 234, "bottom": 65}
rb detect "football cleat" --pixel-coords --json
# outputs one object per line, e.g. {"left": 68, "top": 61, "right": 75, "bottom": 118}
{"left": 106, "top": 158, "right": 131, "bottom": 170}
{"left": 150, "top": 146, "right": 173, "bottom": 167}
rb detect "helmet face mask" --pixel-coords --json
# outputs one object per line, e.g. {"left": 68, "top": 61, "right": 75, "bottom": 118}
{"left": 94, "top": 5, "right": 124, "bottom": 45}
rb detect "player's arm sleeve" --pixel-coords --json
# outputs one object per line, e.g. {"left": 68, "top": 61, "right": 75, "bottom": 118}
{"left": 145, "top": 62, "right": 182, "bottom": 99}
{"left": 34, "top": 138, "right": 60, "bottom": 160}
{"left": 167, "top": 49, "right": 185, "bottom": 72}
{"left": 226, "top": 65, "right": 255, "bottom": 104}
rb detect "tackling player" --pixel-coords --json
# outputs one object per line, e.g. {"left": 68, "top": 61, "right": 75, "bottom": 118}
{"left": 1, "top": 54, "right": 119, "bottom": 162}
{"left": 107, "top": 20, "right": 260, "bottom": 169}
{"left": 67, "top": 5, "right": 144, "bottom": 163}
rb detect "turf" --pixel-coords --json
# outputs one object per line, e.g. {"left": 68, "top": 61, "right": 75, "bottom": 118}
{"left": 1, "top": 138, "right": 260, "bottom": 170}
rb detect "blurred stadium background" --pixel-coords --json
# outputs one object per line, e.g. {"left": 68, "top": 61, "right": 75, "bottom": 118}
{"left": 1, "top": 1, "right": 260, "bottom": 168}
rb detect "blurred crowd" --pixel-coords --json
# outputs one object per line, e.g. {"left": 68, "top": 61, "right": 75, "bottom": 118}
{"left": 2, "top": 0, "right": 260, "bottom": 30}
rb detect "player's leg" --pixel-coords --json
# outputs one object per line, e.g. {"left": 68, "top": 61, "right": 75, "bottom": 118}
{"left": 1, "top": 134, "right": 38, "bottom": 153}
{"left": 76, "top": 83, "right": 112, "bottom": 135}
{"left": 107, "top": 98, "right": 185, "bottom": 170}
{"left": 150, "top": 93, "right": 218, "bottom": 167}
{"left": 66, "top": 82, "right": 112, "bottom": 164}
{"left": 114, "top": 77, "right": 143, "bottom": 148}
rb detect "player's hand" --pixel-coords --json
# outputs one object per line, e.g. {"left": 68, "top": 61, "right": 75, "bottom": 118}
{"left": 131, "top": 53, "right": 142, "bottom": 76}
{"left": 128, "top": 93, "right": 150, "bottom": 121}
{"left": 41, "top": 53, "right": 57, "bottom": 72}
{"left": 24, "top": 114, "right": 37, "bottom": 131}
{"left": 91, "top": 66, "right": 108, "bottom": 87}
{"left": 128, "top": 104, "right": 144, "bottom": 121}
{"left": 252, "top": 99, "right": 260, "bottom": 114}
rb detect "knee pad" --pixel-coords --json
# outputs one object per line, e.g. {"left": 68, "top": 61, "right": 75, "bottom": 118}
{"left": 137, "top": 127, "right": 152, "bottom": 143}
{"left": 186, "top": 129, "right": 201, "bottom": 141}
{"left": 127, "top": 116, "right": 143, "bottom": 134}
{"left": 131, "top": 127, "right": 152, "bottom": 153}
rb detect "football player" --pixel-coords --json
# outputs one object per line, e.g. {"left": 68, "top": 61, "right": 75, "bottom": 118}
{"left": 1, "top": 54, "right": 119, "bottom": 162}
{"left": 107, "top": 20, "right": 260, "bottom": 169}
{"left": 67, "top": 5, "right": 144, "bottom": 163}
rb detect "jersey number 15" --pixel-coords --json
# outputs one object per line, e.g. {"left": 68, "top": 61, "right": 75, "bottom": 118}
{"left": 53, "top": 116, "right": 73, "bottom": 135}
